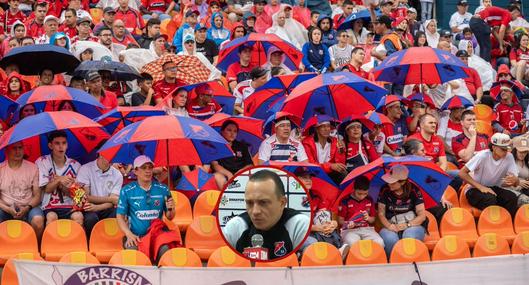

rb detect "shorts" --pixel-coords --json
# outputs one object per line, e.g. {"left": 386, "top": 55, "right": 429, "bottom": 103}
{"left": 43, "top": 208, "right": 78, "bottom": 219}
{"left": 0, "top": 207, "right": 44, "bottom": 223}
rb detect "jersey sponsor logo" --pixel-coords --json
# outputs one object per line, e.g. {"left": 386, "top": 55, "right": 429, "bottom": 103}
{"left": 273, "top": 241, "right": 287, "bottom": 257}
{"left": 387, "top": 134, "right": 403, "bottom": 144}
{"left": 135, "top": 210, "right": 159, "bottom": 220}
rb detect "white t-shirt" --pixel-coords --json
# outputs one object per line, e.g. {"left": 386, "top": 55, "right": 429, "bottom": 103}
{"left": 233, "top": 79, "right": 255, "bottom": 105}
{"left": 315, "top": 141, "right": 331, "bottom": 163}
{"left": 258, "top": 135, "right": 308, "bottom": 162}
{"left": 465, "top": 150, "right": 519, "bottom": 188}
{"left": 449, "top": 12, "right": 472, "bottom": 32}
{"left": 76, "top": 160, "right": 123, "bottom": 198}
{"left": 36, "top": 155, "right": 81, "bottom": 210}
{"left": 328, "top": 44, "right": 353, "bottom": 69}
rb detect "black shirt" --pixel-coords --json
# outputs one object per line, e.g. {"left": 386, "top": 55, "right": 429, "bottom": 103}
{"left": 378, "top": 184, "right": 424, "bottom": 222}
{"left": 130, "top": 92, "right": 156, "bottom": 106}
{"left": 196, "top": 38, "right": 219, "bottom": 64}
{"left": 217, "top": 140, "right": 253, "bottom": 174}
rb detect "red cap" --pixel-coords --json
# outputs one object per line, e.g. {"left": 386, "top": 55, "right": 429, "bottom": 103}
{"left": 195, "top": 84, "right": 214, "bottom": 95}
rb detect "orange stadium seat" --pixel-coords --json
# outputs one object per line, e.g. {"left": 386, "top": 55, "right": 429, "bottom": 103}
{"left": 473, "top": 233, "right": 511, "bottom": 257}
{"left": 1, "top": 253, "right": 44, "bottom": 285}
{"left": 109, "top": 249, "right": 152, "bottom": 266}
{"left": 345, "top": 240, "right": 387, "bottom": 265}
{"left": 473, "top": 104, "right": 495, "bottom": 121}
{"left": 431, "top": 235, "right": 471, "bottom": 261}
{"left": 442, "top": 186, "right": 459, "bottom": 208}
{"left": 300, "top": 242, "right": 343, "bottom": 267}
{"left": 424, "top": 211, "right": 441, "bottom": 250}
{"left": 514, "top": 204, "right": 529, "bottom": 234}
{"left": 459, "top": 189, "right": 482, "bottom": 218}
{"left": 193, "top": 190, "right": 221, "bottom": 217}
{"left": 158, "top": 248, "right": 203, "bottom": 267}
{"left": 89, "top": 8, "right": 103, "bottom": 24}
{"left": 185, "top": 215, "right": 225, "bottom": 260}
{"left": 511, "top": 231, "right": 529, "bottom": 254}
{"left": 390, "top": 238, "right": 430, "bottom": 264}
{"left": 168, "top": 191, "right": 193, "bottom": 231}
{"left": 0, "top": 220, "right": 39, "bottom": 265}
{"left": 89, "top": 218, "right": 125, "bottom": 263}
{"left": 477, "top": 206, "right": 516, "bottom": 244}
{"left": 59, "top": 251, "right": 100, "bottom": 264}
{"left": 440, "top": 208, "right": 479, "bottom": 248}
{"left": 41, "top": 219, "right": 88, "bottom": 261}
{"left": 475, "top": 120, "right": 493, "bottom": 137}
{"left": 255, "top": 253, "right": 299, "bottom": 267}
{"left": 207, "top": 246, "right": 251, "bottom": 267}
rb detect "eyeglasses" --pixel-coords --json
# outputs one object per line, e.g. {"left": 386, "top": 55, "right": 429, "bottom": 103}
{"left": 341, "top": 34, "right": 349, "bottom": 37}
{"left": 185, "top": 41, "right": 194, "bottom": 44}
{"left": 164, "top": 67, "right": 178, "bottom": 71}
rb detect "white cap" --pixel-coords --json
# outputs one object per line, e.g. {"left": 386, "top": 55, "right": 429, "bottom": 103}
{"left": 381, "top": 164, "right": 409, "bottom": 184}
{"left": 133, "top": 155, "right": 154, "bottom": 168}
{"left": 491, "top": 133, "right": 512, "bottom": 148}
{"left": 44, "top": 15, "right": 60, "bottom": 24}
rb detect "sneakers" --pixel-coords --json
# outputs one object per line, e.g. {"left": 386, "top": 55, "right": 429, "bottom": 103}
{"left": 339, "top": 243, "right": 350, "bottom": 263}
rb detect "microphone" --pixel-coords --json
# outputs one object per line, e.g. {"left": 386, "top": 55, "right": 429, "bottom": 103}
{"left": 242, "top": 234, "right": 269, "bottom": 261}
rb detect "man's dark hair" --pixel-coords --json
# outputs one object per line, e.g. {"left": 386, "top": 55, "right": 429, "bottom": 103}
{"left": 461, "top": 110, "right": 476, "bottom": 121}
{"left": 508, "top": 4, "right": 521, "bottom": 12}
{"left": 270, "top": 66, "right": 284, "bottom": 76}
{"left": 35, "top": 1, "right": 47, "bottom": 9}
{"left": 138, "top": 72, "right": 153, "bottom": 84}
{"left": 39, "top": 68, "right": 54, "bottom": 76}
{"left": 64, "top": 8, "right": 76, "bottom": 16}
{"left": 248, "top": 169, "right": 285, "bottom": 197}
{"left": 48, "top": 130, "right": 67, "bottom": 143}
{"left": 311, "top": 11, "right": 320, "bottom": 17}
{"left": 343, "top": 0, "right": 354, "bottom": 6}
{"left": 354, "top": 175, "right": 370, "bottom": 191}
{"left": 351, "top": 46, "right": 365, "bottom": 55}
{"left": 147, "top": 17, "right": 161, "bottom": 28}
{"left": 98, "top": 26, "right": 112, "bottom": 34}
{"left": 69, "top": 75, "right": 84, "bottom": 85}
{"left": 462, "top": 27, "right": 472, "bottom": 34}
{"left": 220, "top": 119, "right": 239, "bottom": 132}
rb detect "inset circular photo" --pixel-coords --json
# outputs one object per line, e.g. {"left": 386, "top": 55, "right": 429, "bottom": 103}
{"left": 216, "top": 166, "right": 312, "bottom": 262}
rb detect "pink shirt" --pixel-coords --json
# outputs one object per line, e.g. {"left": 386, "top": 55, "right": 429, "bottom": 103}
{"left": 0, "top": 160, "right": 39, "bottom": 206}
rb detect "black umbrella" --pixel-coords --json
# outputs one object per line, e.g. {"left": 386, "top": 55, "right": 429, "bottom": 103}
{"left": 71, "top": 59, "right": 141, "bottom": 81}
{"left": 0, "top": 44, "right": 80, "bottom": 75}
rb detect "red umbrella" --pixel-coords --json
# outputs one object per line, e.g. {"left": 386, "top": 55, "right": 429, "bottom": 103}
{"left": 175, "top": 168, "right": 219, "bottom": 200}
{"left": 204, "top": 113, "right": 264, "bottom": 155}
{"left": 95, "top": 106, "right": 166, "bottom": 135}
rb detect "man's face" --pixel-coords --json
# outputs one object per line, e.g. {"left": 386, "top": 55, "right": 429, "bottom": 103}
{"left": 48, "top": 137, "right": 68, "bottom": 157}
{"left": 234, "top": 27, "right": 245, "bottom": 38}
{"left": 99, "top": 30, "right": 113, "bottom": 45}
{"left": 163, "top": 63, "right": 177, "bottom": 79}
{"left": 311, "top": 13, "right": 320, "bottom": 25}
{"left": 492, "top": 145, "right": 509, "bottom": 159}
{"left": 6, "top": 142, "right": 24, "bottom": 162}
{"left": 211, "top": 4, "right": 220, "bottom": 13}
{"left": 277, "top": 13, "right": 286, "bottom": 26}
{"left": 343, "top": 4, "right": 354, "bottom": 16}
{"left": 374, "top": 22, "right": 385, "bottom": 34}
{"left": 457, "top": 4, "right": 468, "bottom": 14}
{"left": 198, "top": 93, "right": 212, "bottom": 105}
{"left": 353, "top": 49, "right": 365, "bottom": 63}
{"left": 187, "top": 14, "right": 198, "bottom": 26}
{"left": 319, "top": 18, "right": 331, "bottom": 31}
{"left": 78, "top": 22, "right": 91, "bottom": 34}
{"left": 240, "top": 48, "right": 251, "bottom": 61}
{"left": 104, "top": 12, "right": 116, "bottom": 23}
{"left": 353, "top": 189, "right": 369, "bottom": 201}
{"left": 255, "top": 2, "right": 265, "bottom": 13}
{"left": 88, "top": 77, "right": 103, "bottom": 91}
{"left": 386, "top": 103, "right": 403, "bottom": 120}
{"left": 70, "top": 80, "right": 85, "bottom": 90}
{"left": 148, "top": 24, "right": 161, "bottom": 36}
{"left": 134, "top": 163, "right": 154, "bottom": 182}
{"left": 22, "top": 38, "right": 34, "bottom": 46}
{"left": 421, "top": 116, "right": 437, "bottom": 135}
{"left": 45, "top": 20, "right": 58, "bottom": 34}
{"left": 316, "top": 123, "right": 331, "bottom": 139}
{"left": 195, "top": 28, "right": 207, "bottom": 42}
{"left": 113, "top": 21, "right": 126, "bottom": 37}
{"left": 8, "top": 0, "right": 19, "bottom": 10}
{"left": 407, "top": 12, "right": 417, "bottom": 20}
{"left": 458, "top": 55, "right": 469, "bottom": 66}
{"left": 245, "top": 179, "right": 286, "bottom": 231}
{"left": 35, "top": 6, "right": 47, "bottom": 21}
{"left": 338, "top": 32, "right": 349, "bottom": 44}
{"left": 298, "top": 174, "right": 312, "bottom": 190}
{"left": 40, "top": 69, "right": 54, "bottom": 85}
{"left": 118, "top": 0, "right": 129, "bottom": 8}
{"left": 69, "top": 0, "right": 81, "bottom": 9}
{"left": 64, "top": 11, "right": 76, "bottom": 26}
{"left": 275, "top": 122, "right": 291, "bottom": 140}
{"left": 501, "top": 89, "right": 513, "bottom": 101}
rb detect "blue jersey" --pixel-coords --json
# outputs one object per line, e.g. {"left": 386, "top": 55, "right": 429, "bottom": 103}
{"left": 117, "top": 181, "right": 170, "bottom": 237}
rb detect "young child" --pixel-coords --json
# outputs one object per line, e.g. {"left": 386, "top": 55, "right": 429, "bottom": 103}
{"left": 337, "top": 175, "right": 384, "bottom": 247}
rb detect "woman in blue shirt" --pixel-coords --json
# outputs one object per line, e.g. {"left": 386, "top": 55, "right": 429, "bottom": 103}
{"left": 302, "top": 27, "right": 330, "bottom": 73}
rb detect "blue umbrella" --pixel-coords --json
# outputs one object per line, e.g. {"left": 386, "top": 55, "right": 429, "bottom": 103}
{"left": 94, "top": 106, "right": 166, "bottom": 135}
{"left": 0, "top": 96, "right": 18, "bottom": 121}
{"left": 72, "top": 60, "right": 141, "bottom": 81}
{"left": 179, "top": 81, "right": 236, "bottom": 115}
{"left": 337, "top": 9, "right": 380, "bottom": 31}
{"left": 440, "top": 95, "right": 474, "bottom": 111}
{"left": 0, "top": 44, "right": 80, "bottom": 75}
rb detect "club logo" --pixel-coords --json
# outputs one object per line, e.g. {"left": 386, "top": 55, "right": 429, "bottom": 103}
{"left": 61, "top": 266, "right": 152, "bottom": 285}
{"left": 273, "top": 241, "right": 287, "bottom": 257}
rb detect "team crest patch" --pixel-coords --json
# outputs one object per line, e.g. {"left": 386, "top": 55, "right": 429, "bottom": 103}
{"left": 274, "top": 241, "right": 287, "bottom": 257}
{"left": 154, "top": 199, "right": 160, "bottom": 207}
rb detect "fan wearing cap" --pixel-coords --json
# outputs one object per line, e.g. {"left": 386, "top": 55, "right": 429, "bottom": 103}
{"left": 459, "top": 133, "right": 522, "bottom": 216}
{"left": 71, "top": 17, "right": 98, "bottom": 44}
{"left": 258, "top": 117, "right": 308, "bottom": 164}
{"left": 177, "top": 33, "right": 222, "bottom": 81}
{"left": 436, "top": 103, "right": 465, "bottom": 159}
{"left": 194, "top": 23, "right": 219, "bottom": 65}
{"left": 86, "top": 71, "right": 119, "bottom": 110}
{"left": 371, "top": 15, "right": 404, "bottom": 61}
{"left": 377, "top": 164, "right": 427, "bottom": 257}
{"left": 35, "top": 15, "right": 60, "bottom": 44}
{"left": 449, "top": 0, "right": 471, "bottom": 34}
{"left": 172, "top": 9, "right": 199, "bottom": 52}
{"left": 381, "top": 98, "right": 409, "bottom": 156}
{"left": 24, "top": 1, "right": 47, "bottom": 38}
{"left": 456, "top": 50, "right": 484, "bottom": 103}
{"left": 511, "top": 136, "right": 529, "bottom": 200}
{"left": 0, "top": 0, "right": 27, "bottom": 34}
{"left": 186, "top": 84, "right": 222, "bottom": 121}
{"left": 233, "top": 67, "right": 269, "bottom": 115}
{"left": 114, "top": 0, "right": 144, "bottom": 35}
{"left": 93, "top": 7, "right": 116, "bottom": 36}
{"left": 492, "top": 82, "right": 524, "bottom": 136}
{"left": 116, "top": 155, "right": 177, "bottom": 262}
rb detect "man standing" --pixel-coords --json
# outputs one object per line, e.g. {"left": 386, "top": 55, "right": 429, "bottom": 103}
{"left": 470, "top": 5, "right": 513, "bottom": 61}
{"left": 408, "top": 114, "right": 448, "bottom": 171}
{"left": 115, "top": 0, "right": 144, "bottom": 35}
{"left": 93, "top": 7, "right": 116, "bottom": 36}
{"left": 0, "top": 142, "right": 45, "bottom": 241}
{"left": 25, "top": 1, "right": 47, "bottom": 38}
{"left": 233, "top": 67, "right": 269, "bottom": 115}
{"left": 258, "top": 117, "right": 308, "bottom": 163}
{"left": 59, "top": 8, "right": 78, "bottom": 39}
{"left": 86, "top": 71, "right": 118, "bottom": 110}
{"left": 333, "top": 0, "right": 355, "bottom": 28}
{"left": 452, "top": 110, "right": 489, "bottom": 165}
{"left": 152, "top": 61, "right": 187, "bottom": 104}
{"left": 449, "top": 0, "right": 471, "bottom": 34}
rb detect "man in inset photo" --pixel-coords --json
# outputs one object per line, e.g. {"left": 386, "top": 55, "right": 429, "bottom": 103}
{"left": 223, "top": 169, "right": 310, "bottom": 260}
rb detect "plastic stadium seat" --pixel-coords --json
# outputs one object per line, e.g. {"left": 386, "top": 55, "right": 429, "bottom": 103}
{"left": 473, "top": 104, "right": 494, "bottom": 121}
{"left": 431, "top": 235, "right": 471, "bottom": 261}
{"left": 2, "top": 253, "right": 44, "bottom": 285}
{"left": 169, "top": 191, "right": 193, "bottom": 231}
{"left": 300, "top": 242, "right": 343, "bottom": 267}
{"left": 158, "top": 248, "right": 203, "bottom": 267}
{"left": 0, "top": 220, "right": 39, "bottom": 265}
{"left": 59, "top": 251, "right": 100, "bottom": 264}
{"left": 440, "top": 208, "right": 479, "bottom": 248}
{"left": 109, "top": 249, "right": 152, "bottom": 266}
{"left": 89, "top": 218, "right": 125, "bottom": 263}
{"left": 255, "top": 253, "right": 299, "bottom": 267}
{"left": 511, "top": 231, "right": 529, "bottom": 254}
{"left": 41, "top": 219, "right": 88, "bottom": 261}
{"left": 345, "top": 240, "right": 387, "bottom": 265}
{"left": 185, "top": 215, "right": 225, "bottom": 260}
{"left": 473, "top": 233, "right": 510, "bottom": 257}
{"left": 446, "top": 162, "right": 459, "bottom": 171}
{"left": 477, "top": 206, "right": 516, "bottom": 244}
{"left": 514, "top": 204, "right": 529, "bottom": 234}
{"left": 442, "top": 186, "right": 459, "bottom": 207}
{"left": 459, "top": 190, "right": 482, "bottom": 218}
{"left": 89, "top": 8, "right": 103, "bottom": 24}
{"left": 390, "top": 238, "right": 430, "bottom": 263}
{"left": 475, "top": 120, "right": 493, "bottom": 137}
{"left": 193, "top": 190, "right": 220, "bottom": 217}
{"left": 207, "top": 246, "right": 251, "bottom": 267}
{"left": 424, "top": 211, "right": 441, "bottom": 250}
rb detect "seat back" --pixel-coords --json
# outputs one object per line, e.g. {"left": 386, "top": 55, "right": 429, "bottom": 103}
{"left": 109, "top": 249, "right": 152, "bottom": 266}
{"left": 185, "top": 215, "right": 225, "bottom": 260}
{"left": 158, "top": 248, "right": 203, "bottom": 267}
{"left": 193, "top": 190, "right": 220, "bottom": 217}
{"left": 89, "top": 8, "right": 103, "bottom": 24}
{"left": 0, "top": 220, "right": 39, "bottom": 265}
{"left": 59, "top": 251, "right": 100, "bottom": 264}
{"left": 440, "top": 207, "right": 478, "bottom": 247}
{"left": 169, "top": 191, "right": 193, "bottom": 231}
{"left": 300, "top": 242, "right": 343, "bottom": 267}
{"left": 511, "top": 231, "right": 529, "bottom": 254}
{"left": 89, "top": 218, "right": 125, "bottom": 263}
{"left": 431, "top": 235, "right": 471, "bottom": 261}
{"left": 207, "top": 246, "right": 251, "bottom": 267}
{"left": 424, "top": 211, "right": 440, "bottom": 250}
{"left": 390, "top": 238, "right": 430, "bottom": 263}
{"left": 255, "top": 253, "right": 299, "bottom": 267}
{"left": 41, "top": 219, "right": 87, "bottom": 261}
{"left": 442, "top": 186, "right": 459, "bottom": 207}
{"left": 345, "top": 240, "right": 387, "bottom": 265}
{"left": 473, "top": 233, "right": 511, "bottom": 257}
{"left": 1, "top": 253, "right": 44, "bottom": 285}
{"left": 477, "top": 206, "right": 515, "bottom": 239}
{"left": 514, "top": 204, "right": 529, "bottom": 234}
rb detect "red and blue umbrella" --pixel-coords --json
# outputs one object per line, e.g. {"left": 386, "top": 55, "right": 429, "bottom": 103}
{"left": 0, "top": 111, "right": 110, "bottom": 163}
{"left": 405, "top": 92, "right": 436, "bottom": 109}
{"left": 375, "top": 94, "right": 408, "bottom": 112}
{"left": 0, "top": 95, "right": 18, "bottom": 122}
{"left": 337, "top": 9, "right": 380, "bottom": 30}
{"left": 244, "top": 73, "right": 318, "bottom": 120}
{"left": 336, "top": 155, "right": 451, "bottom": 209}
{"left": 374, "top": 47, "right": 469, "bottom": 85}
{"left": 440, "top": 95, "right": 474, "bottom": 111}
{"left": 338, "top": 112, "right": 393, "bottom": 135}
{"left": 281, "top": 72, "right": 388, "bottom": 126}
{"left": 175, "top": 168, "right": 219, "bottom": 199}
{"left": 263, "top": 111, "right": 302, "bottom": 136}
{"left": 0, "top": 44, "right": 80, "bottom": 75}
{"left": 178, "top": 81, "right": 235, "bottom": 115}
{"left": 204, "top": 113, "right": 264, "bottom": 156}
{"left": 302, "top": 114, "right": 341, "bottom": 135}
{"left": 15, "top": 85, "right": 105, "bottom": 120}
{"left": 490, "top": 80, "right": 523, "bottom": 104}
{"left": 99, "top": 115, "right": 234, "bottom": 166}
{"left": 95, "top": 106, "right": 166, "bottom": 135}
{"left": 217, "top": 33, "right": 303, "bottom": 72}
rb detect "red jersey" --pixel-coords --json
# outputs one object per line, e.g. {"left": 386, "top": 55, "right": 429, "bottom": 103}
{"left": 495, "top": 102, "right": 524, "bottom": 134}
{"left": 226, "top": 62, "right": 254, "bottom": 84}
{"left": 345, "top": 140, "right": 379, "bottom": 164}
{"left": 343, "top": 63, "right": 370, "bottom": 80}
{"left": 25, "top": 19, "right": 44, "bottom": 38}
{"left": 408, "top": 132, "right": 446, "bottom": 162}
{"left": 59, "top": 24, "right": 77, "bottom": 39}
{"left": 337, "top": 195, "right": 376, "bottom": 229}
{"left": 451, "top": 132, "right": 489, "bottom": 164}
{"left": 381, "top": 118, "right": 409, "bottom": 152}
{"left": 186, "top": 98, "right": 222, "bottom": 120}
{"left": 141, "top": 0, "right": 172, "bottom": 13}
{"left": 332, "top": 13, "right": 348, "bottom": 28}
{"left": 99, "top": 90, "right": 118, "bottom": 110}
{"left": 112, "top": 34, "right": 138, "bottom": 47}
{"left": 509, "top": 47, "right": 529, "bottom": 62}
{"left": 115, "top": 7, "right": 145, "bottom": 34}
{"left": 0, "top": 10, "right": 26, "bottom": 33}
{"left": 463, "top": 67, "right": 483, "bottom": 97}
{"left": 152, "top": 79, "right": 185, "bottom": 101}
{"left": 478, "top": 6, "right": 511, "bottom": 27}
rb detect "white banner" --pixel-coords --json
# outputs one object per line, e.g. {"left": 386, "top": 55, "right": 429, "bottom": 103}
{"left": 15, "top": 254, "right": 529, "bottom": 285}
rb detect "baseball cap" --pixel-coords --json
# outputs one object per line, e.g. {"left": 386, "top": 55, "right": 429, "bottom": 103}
{"left": 44, "top": 15, "right": 60, "bottom": 24}
{"left": 294, "top": 166, "right": 316, "bottom": 177}
{"left": 440, "top": 30, "right": 452, "bottom": 37}
{"left": 381, "top": 0, "right": 394, "bottom": 6}
{"left": 133, "top": 155, "right": 154, "bottom": 168}
{"left": 185, "top": 10, "right": 200, "bottom": 18}
{"left": 381, "top": 164, "right": 409, "bottom": 184}
{"left": 456, "top": 50, "right": 470, "bottom": 57}
{"left": 250, "top": 67, "right": 268, "bottom": 80}
{"left": 457, "top": 0, "right": 468, "bottom": 6}
{"left": 195, "top": 23, "right": 208, "bottom": 31}
{"left": 183, "top": 34, "right": 195, "bottom": 43}
{"left": 513, "top": 136, "right": 529, "bottom": 152}
{"left": 77, "top": 17, "right": 92, "bottom": 26}
{"left": 103, "top": 7, "right": 116, "bottom": 14}
{"left": 153, "top": 33, "right": 168, "bottom": 41}
{"left": 407, "top": 7, "right": 417, "bottom": 14}
{"left": 196, "top": 84, "right": 214, "bottom": 95}
{"left": 491, "top": 133, "right": 512, "bottom": 148}
{"left": 86, "top": 71, "right": 101, "bottom": 81}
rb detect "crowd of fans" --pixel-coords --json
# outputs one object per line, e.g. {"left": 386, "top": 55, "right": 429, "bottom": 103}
{"left": 1, "top": 0, "right": 529, "bottom": 263}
